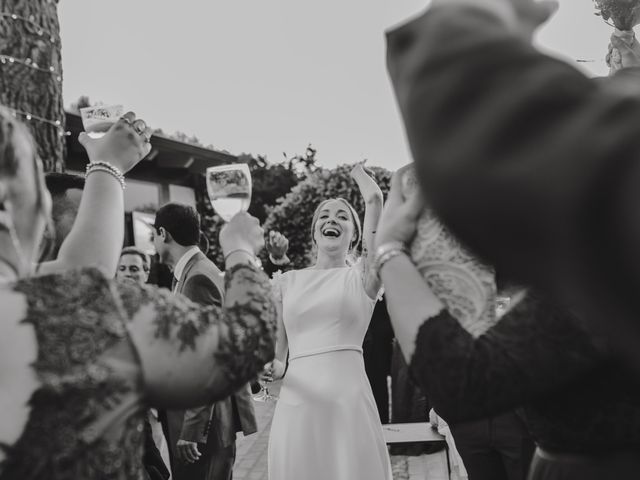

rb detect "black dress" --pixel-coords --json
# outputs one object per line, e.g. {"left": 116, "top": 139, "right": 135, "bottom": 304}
{"left": 408, "top": 292, "right": 640, "bottom": 478}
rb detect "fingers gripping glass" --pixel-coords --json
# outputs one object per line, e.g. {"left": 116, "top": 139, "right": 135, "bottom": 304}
{"left": 253, "top": 362, "right": 278, "bottom": 402}
{"left": 205, "top": 164, "right": 252, "bottom": 222}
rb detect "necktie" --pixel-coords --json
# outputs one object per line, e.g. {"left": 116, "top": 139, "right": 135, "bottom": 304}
{"left": 171, "top": 275, "right": 178, "bottom": 292}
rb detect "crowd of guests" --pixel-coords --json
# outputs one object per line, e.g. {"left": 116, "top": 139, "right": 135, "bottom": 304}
{"left": 3, "top": 1, "right": 640, "bottom": 480}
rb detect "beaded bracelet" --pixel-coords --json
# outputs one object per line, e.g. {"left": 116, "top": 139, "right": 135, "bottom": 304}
{"left": 371, "top": 241, "right": 409, "bottom": 280}
{"left": 85, "top": 161, "right": 126, "bottom": 190}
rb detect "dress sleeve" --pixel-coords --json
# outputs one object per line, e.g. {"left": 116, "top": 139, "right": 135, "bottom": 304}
{"left": 115, "top": 263, "right": 277, "bottom": 408}
{"left": 408, "top": 293, "right": 607, "bottom": 423}
{"left": 271, "top": 270, "right": 285, "bottom": 305}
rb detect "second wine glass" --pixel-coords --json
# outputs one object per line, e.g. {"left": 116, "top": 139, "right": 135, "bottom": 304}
{"left": 205, "top": 163, "right": 252, "bottom": 222}
{"left": 254, "top": 362, "right": 278, "bottom": 402}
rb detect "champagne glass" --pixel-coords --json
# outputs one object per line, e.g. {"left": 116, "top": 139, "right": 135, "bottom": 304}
{"left": 205, "top": 164, "right": 252, "bottom": 222}
{"left": 253, "top": 362, "right": 278, "bottom": 402}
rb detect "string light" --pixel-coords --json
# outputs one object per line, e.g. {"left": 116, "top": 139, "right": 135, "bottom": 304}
{"left": 7, "top": 107, "right": 69, "bottom": 137}
{"left": 0, "top": 10, "right": 67, "bottom": 137}
{"left": 0, "top": 12, "right": 61, "bottom": 44}
{"left": 0, "top": 54, "right": 62, "bottom": 79}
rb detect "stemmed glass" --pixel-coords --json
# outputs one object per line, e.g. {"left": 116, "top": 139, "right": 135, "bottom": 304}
{"left": 253, "top": 362, "right": 278, "bottom": 402}
{"left": 205, "top": 164, "right": 252, "bottom": 222}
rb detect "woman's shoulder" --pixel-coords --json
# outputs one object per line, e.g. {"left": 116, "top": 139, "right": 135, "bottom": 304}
{"left": 11, "top": 267, "right": 115, "bottom": 305}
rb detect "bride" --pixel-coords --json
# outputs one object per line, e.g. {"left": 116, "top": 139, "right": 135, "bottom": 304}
{"left": 267, "top": 164, "right": 392, "bottom": 480}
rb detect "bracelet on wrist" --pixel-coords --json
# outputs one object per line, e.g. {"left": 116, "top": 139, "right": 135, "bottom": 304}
{"left": 372, "top": 241, "right": 409, "bottom": 280}
{"left": 85, "top": 161, "right": 126, "bottom": 190}
{"left": 269, "top": 254, "right": 290, "bottom": 266}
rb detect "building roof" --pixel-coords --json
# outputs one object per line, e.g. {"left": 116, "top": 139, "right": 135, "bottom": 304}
{"left": 65, "top": 112, "right": 238, "bottom": 186}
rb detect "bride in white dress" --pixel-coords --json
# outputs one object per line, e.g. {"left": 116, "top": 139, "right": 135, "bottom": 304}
{"left": 268, "top": 164, "right": 392, "bottom": 480}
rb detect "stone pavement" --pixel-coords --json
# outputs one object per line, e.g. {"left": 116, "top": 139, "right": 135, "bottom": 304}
{"left": 232, "top": 381, "right": 452, "bottom": 480}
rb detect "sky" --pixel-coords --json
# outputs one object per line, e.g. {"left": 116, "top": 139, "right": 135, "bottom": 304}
{"left": 58, "top": 1, "right": 616, "bottom": 171}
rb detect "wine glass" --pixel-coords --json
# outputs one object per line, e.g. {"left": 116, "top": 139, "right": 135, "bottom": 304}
{"left": 205, "top": 164, "right": 252, "bottom": 222}
{"left": 253, "top": 362, "right": 278, "bottom": 402}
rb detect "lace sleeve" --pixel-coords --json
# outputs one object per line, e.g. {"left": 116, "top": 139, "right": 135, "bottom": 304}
{"left": 116, "top": 263, "right": 277, "bottom": 407}
{"left": 408, "top": 293, "right": 605, "bottom": 423}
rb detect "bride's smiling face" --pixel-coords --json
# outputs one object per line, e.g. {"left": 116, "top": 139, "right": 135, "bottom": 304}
{"left": 312, "top": 199, "right": 358, "bottom": 255}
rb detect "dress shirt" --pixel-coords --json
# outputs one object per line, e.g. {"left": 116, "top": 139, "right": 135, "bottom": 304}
{"left": 172, "top": 246, "right": 200, "bottom": 291}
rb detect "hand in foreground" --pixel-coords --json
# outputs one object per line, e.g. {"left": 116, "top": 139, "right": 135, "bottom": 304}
{"left": 176, "top": 440, "right": 201, "bottom": 464}
{"left": 79, "top": 111, "right": 152, "bottom": 173}
{"left": 266, "top": 231, "right": 290, "bottom": 263}
{"left": 220, "top": 212, "right": 265, "bottom": 258}
{"left": 350, "top": 161, "right": 383, "bottom": 204}
{"left": 375, "top": 164, "right": 424, "bottom": 249}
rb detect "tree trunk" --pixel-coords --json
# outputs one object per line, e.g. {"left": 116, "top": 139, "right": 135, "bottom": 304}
{"left": 0, "top": 0, "right": 65, "bottom": 172}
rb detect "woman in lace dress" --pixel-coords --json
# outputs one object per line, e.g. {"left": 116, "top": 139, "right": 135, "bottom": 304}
{"left": 0, "top": 107, "right": 277, "bottom": 479}
{"left": 267, "top": 164, "right": 392, "bottom": 480}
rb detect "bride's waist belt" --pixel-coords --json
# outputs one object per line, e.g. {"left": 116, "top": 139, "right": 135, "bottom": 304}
{"left": 289, "top": 344, "right": 363, "bottom": 361}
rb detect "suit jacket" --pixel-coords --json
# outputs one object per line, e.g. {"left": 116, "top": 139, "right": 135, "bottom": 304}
{"left": 166, "top": 251, "right": 257, "bottom": 467}
{"left": 386, "top": 5, "right": 640, "bottom": 372}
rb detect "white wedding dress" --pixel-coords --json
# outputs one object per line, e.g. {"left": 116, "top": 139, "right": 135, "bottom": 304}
{"left": 268, "top": 264, "right": 392, "bottom": 480}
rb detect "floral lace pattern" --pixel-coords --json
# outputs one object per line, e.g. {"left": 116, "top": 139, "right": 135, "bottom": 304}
{"left": 409, "top": 293, "right": 640, "bottom": 452}
{"left": 409, "top": 208, "right": 498, "bottom": 337}
{"left": 0, "top": 263, "right": 277, "bottom": 479}
{"left": 1, "top": 268, "right": 144, "bottom": 480}
{"left": 117, "top": 263, "right": 276, "bottom": 390}
{"left": 216, "top": 264, "right": 278, "bottom": 385}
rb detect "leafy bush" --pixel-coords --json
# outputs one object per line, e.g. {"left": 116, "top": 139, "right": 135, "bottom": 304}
{"left": 263, "top": 164, "right": 391, "bottom": 269}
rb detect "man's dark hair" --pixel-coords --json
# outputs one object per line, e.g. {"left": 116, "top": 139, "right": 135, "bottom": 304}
{"left": 154, "top": 203, "right": 200, "bottom": 247}
{"left": 45, "top": 172, "right": 86, "bottom": 198}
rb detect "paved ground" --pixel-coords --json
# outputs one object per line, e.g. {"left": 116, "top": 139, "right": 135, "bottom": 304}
{"left": 232, "top": 381, "right": 452, "bottom": 480}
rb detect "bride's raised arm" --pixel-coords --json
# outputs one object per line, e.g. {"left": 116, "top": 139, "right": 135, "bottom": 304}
{"left": 350, "top": 163, "right": 384, "bottom": 299}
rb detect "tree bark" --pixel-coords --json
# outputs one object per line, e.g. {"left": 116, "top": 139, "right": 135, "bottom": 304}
{"left": 0, "top": 0, "right": 65, "bottom": 172}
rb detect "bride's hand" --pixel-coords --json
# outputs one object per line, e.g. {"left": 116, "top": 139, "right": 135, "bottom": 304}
{"left": 375, "top": 165, "right": 424, "bottom": 249}
{"left": 350, "top": 161, "right": 383, "bottom": 205}
{"left": 270, "top": 359, "right": 286, "bottom": 380}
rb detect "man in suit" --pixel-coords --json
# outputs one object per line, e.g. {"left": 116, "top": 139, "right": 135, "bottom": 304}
{"left": 153, "top": 202, "right": 257, "bottom": 480}
{"left": 386, "top": 0, "right": 640, "bottom": 372}
{"left": 116, "top": 247, "right": 171, "bottom": 480}
{"left": 43, "top": 172, "right": 85, "bottom": 260}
